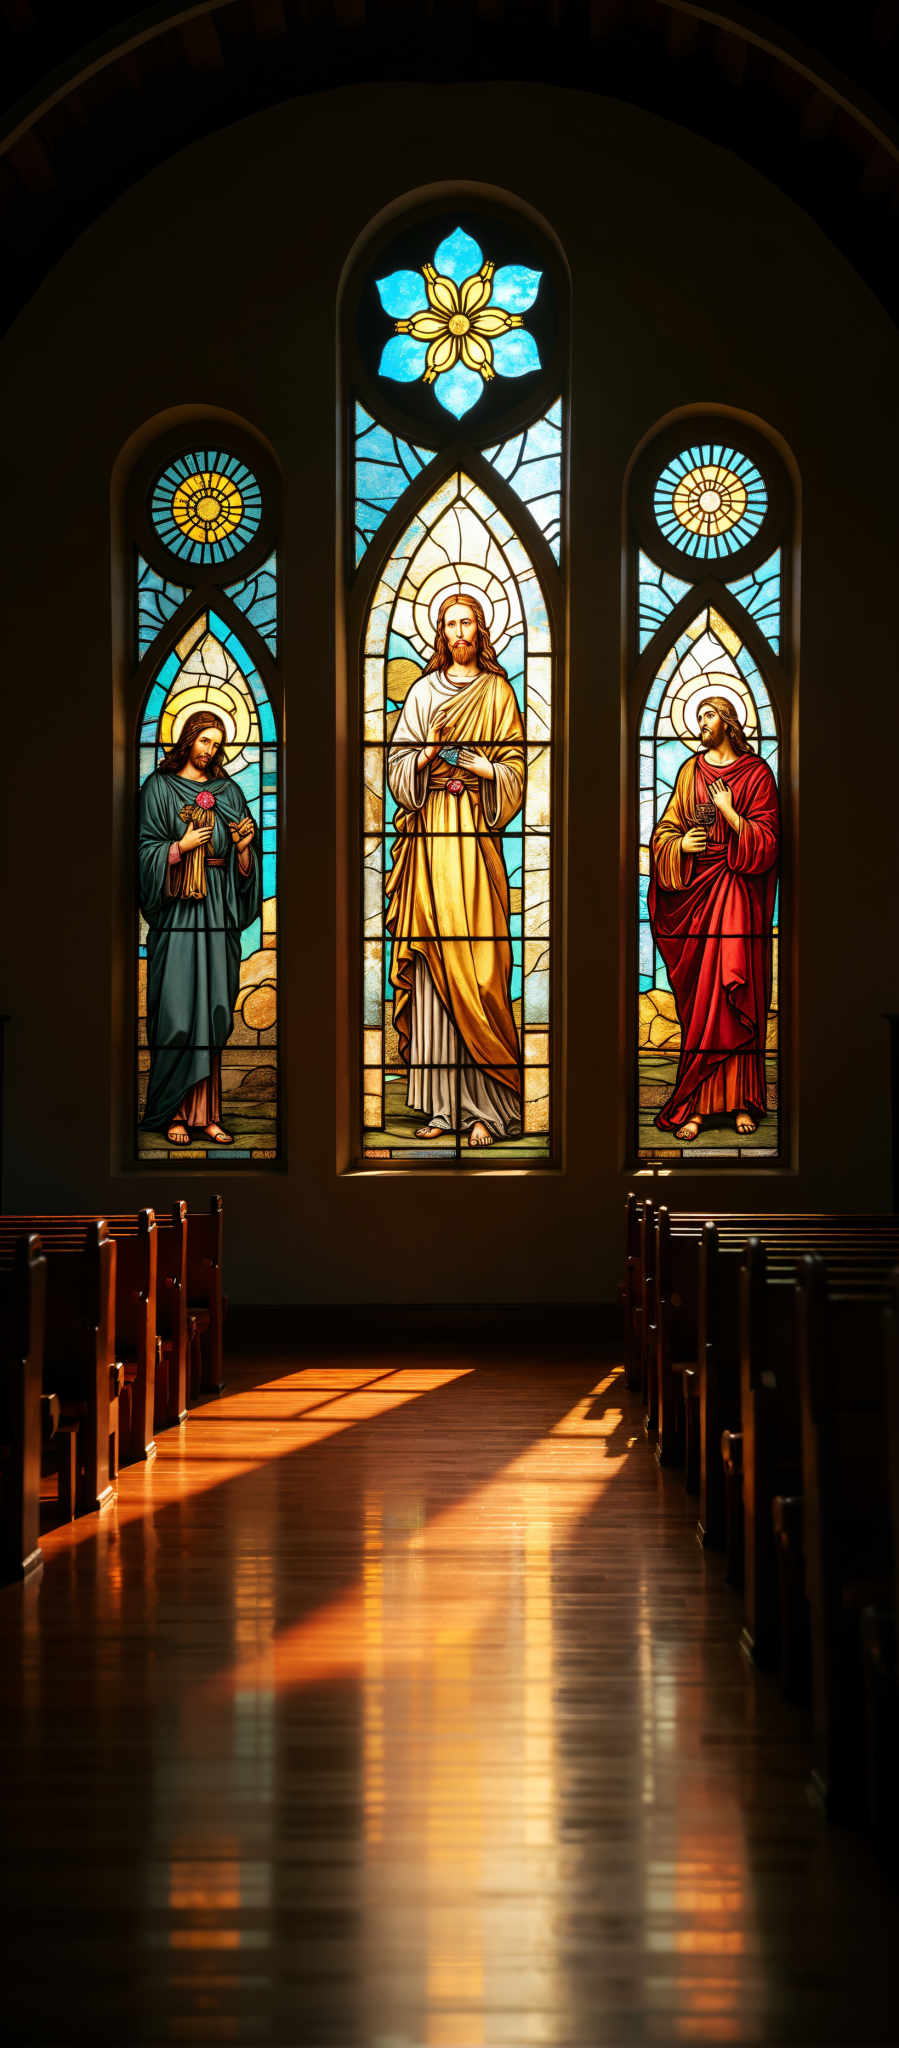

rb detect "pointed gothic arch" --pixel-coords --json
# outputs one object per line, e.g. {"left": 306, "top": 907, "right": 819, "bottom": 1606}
{"left": 126, "top": 426, "right": 282, "bottom": 1165}
{"left": 625, "top": 414, "right": 796, "bottom": 1166}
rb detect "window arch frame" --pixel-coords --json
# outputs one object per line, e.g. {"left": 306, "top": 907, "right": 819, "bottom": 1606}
{"left": 124, "top": 418, "right": 284, "bottom": 1171}
{"left": 622, "top": 408, "right": 798, "bottom": 1172}
{"left": 339, "top": 193, "right": 570, "bottom": 1173}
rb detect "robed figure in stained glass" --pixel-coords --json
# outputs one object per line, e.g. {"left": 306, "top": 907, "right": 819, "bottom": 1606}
{"left": 386, "top": 594, "right": 524, "bottom": 1147}
{"left": 139, "top": 711, "right": 260, "bottom": 1145}
{"left": 648, "top": 696, "right": 779, "bottom": 1142}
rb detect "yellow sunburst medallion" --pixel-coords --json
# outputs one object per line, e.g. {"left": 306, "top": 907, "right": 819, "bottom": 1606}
{"left": 171, "top": 470, "right": 244, "bottom": 548}
{"left": 671, "top": 463, "right": 748, "bottom": 541}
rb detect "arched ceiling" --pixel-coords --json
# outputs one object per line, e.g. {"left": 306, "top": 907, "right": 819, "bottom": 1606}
{"left": 1, "top": 1, "right": 897, "bottom": 333}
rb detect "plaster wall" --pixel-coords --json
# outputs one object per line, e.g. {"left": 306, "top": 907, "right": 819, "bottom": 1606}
{"left": 1, "top": 84, "right": 896, "bottom": 1302}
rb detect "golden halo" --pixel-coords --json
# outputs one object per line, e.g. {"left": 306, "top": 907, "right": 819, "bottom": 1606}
{"left": 170, "top": 698, "right": 237, "bottom": 746}
{"left": 676, "top": 675, "right": 757, "bottom": 746}
{"left": 671, "top": 463, "right": 748, "bottom": 540}
{"left": 171, "top": 470, "right": 244, "bottom": 547}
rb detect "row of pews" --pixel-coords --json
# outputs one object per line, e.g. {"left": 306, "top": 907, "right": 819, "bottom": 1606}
{"left": 0, "top": 1198, "right": 225, "bottom": 1583}
{"left": 622, "top": 1195, "right": 899, "bottom": 1842}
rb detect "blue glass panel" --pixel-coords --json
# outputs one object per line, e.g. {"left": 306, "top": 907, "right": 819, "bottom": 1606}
{"left": 224, "top": 551, "right": 279, "bottom": 656}
{"left": 639, "top": 973, "right": 652, "bottom": 992}
{"left": 726, "top": 549, "right": 781, "bottom": 653}
{"left": 657, "top": 738, "right": 689, "bottom": 793}
{"left": 639, "top": 923, "right": 653, "bottom": 976}
{"left": 379, "top": 335, "right": 428, "bottom": 383}
{"left": 434, "top": 363, "right": 483, "bottom": 418}
{"left": 433, "top": 227, "right": 483, "bottom": 282}
{"left": 492, "top": 330, "right": 541, "bottom": 378}
{"left": 484, "top": 405, "right": 562, "bottom": 560}
{"left": 262, "top": 852, "right": 276, "bottom": 899}
{"left": 640, "top": 796, "right": 655, "bottom": 846}
{"left": 491, "top": 264, "right": 542, "bottom": 313}
{"left": 354, "top": 405, "right": 435, "bottom": 565}
{"left": 137, "top": 556, "right": 186, "bottom": 655}
{"left": 511, "top": 937, "right": 523, "bottom": 1005}
{"left": 638, "top": 552, "right": 691, "bottom": 653}
{"left": 376, "top": 269, "right": 429, "bottom": 319}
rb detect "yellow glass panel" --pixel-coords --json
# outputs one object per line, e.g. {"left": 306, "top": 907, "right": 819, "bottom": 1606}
{"left": 524, "top": 1066, "right": 550, "bottom": 1133}
{"left": 708, "top": 606, "right": 743, "bottom": 658}
{"left": 524, "top": 852, "right": 550, "bottom": 938}
{"left": 363, "top": 749, "right": 383, "bottom": 834}
{"left": 526, "top": 656, "right": 551, "bottom": 742}
{"left": 364, "top": 1070, "right": 384, "bottom": 1129}
{"left": 364, "top": 1029, "right": 382, "bottom": 1068}
{"left": 524, "top": 1029, "right": 549, "bottom": 1066}
{"left": 525, "top": 747, "right": 550, "bottom": 829}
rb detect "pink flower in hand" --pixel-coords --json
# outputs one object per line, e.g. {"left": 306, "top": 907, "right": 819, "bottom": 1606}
{"left": 195, "top": 789, "right": 215, "bottom": 810}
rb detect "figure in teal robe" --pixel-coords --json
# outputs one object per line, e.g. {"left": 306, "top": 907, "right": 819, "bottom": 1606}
{"left": 139, "top": 768, "right": 261, "bottom": 1132}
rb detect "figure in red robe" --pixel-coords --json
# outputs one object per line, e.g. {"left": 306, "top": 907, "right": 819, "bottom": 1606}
{"left": 647, "top": 694, "right": 779, "bottom": 1142}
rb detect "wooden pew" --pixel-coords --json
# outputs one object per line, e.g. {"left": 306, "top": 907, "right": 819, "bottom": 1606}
{"left": 622, "top": 1193, "right": 643, "bottom": 1392}
{"left": 797, "top": 1253, "right": 894, "bottom": 1822}
{"left": 5, "top": 1212, "right": 158, "bottom": 1466}
{"left": 690, "top": 1217, "right": 899, "bottom": 1553}
{"left": 0, "top": 1220, "right": 120, "bottom": 1515}
{"left": 153, "top": 1201, "right": 189, "bottom": 1429}
{"left": 182, "top": 1196, "right": 225, "bottom": 1399}
{"left": 739, "top": 1235, "right": 899, "bottom": 1676}
{"left": 0, "top": 1234, "right": 46, "bottom": 1580}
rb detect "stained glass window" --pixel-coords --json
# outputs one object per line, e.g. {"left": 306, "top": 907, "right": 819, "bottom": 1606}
{"left": 133, "top": 441, "right": 279, "bottom": 1165}
{"left": 633, "top": 430, "right": 789, "bottom": 1165}
{"left": 351, "top": 205, "right": 564, "bottom": 1169}
{"left": 360, "top": 470, "right": 552, "bottom": 1164}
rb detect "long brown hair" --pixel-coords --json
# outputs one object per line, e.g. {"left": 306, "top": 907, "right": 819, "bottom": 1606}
{"left": 160, "top": 709, "right": 228, "bottom": 778}
{"left": 697, "top": 695, "right": 752, "bottom": 757}
{"left": 423, "top": 592, "right": 507, "bottom": 680}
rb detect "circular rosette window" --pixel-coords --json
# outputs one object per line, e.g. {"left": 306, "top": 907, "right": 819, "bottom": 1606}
{"left": 354, "top": 213, "right": 561, "bottom": 442}
{"left": 653, "top": 444, "right": 767, "bottom": 561}
{"left": 151, "top": 449, "right": 263, "bottom": 567}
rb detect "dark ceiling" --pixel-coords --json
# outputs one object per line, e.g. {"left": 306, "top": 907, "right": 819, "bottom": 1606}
{"left": 1, "top": 2, "right": 897, "bottom": 332}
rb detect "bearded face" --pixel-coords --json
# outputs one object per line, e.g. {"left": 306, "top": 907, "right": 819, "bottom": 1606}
{"left": 442, "top": 604, "right": 479, "bottom": 666}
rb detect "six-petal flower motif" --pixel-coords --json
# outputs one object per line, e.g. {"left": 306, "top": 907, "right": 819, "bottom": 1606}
{"left": 377, "top": 227, "right": 543, "bottom": 419}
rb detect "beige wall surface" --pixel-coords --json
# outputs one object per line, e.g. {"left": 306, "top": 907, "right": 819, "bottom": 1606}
{"left": 1, "top": 84, "right": 897, "bottom": 1303}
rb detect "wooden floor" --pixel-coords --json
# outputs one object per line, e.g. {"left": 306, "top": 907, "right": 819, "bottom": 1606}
{"left": 2, "top": 1336, "right": 897, "bottom": 2045}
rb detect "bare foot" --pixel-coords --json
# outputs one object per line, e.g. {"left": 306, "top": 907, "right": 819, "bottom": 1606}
{"left": 736, "top": 1109, "right": 757, "bottom": 1135}
{"left": 167, "top": 1121, "right": 190, "bottom": 1145}
{"left": 415, "top": 1123, "right": 445, "bottom": 1139}
{"left": 676, "top": 1117, "right": 702, "bottom": 1143}
{"left": 203, "top": 1123, "right": 234, "bottom": 1146}
{"left": 468, "top": 1121, "right": 494, "bottom": 1148}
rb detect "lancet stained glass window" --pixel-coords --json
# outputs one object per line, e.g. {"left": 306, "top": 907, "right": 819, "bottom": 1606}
{"left": 134, "top": 442, "right": 279, "bottom": 1164}
{"left": 633, "top": 430, "right": 789, "bottom": 1164}
{"left": 352, "top": 205, "right": 564, "bottom": 1168}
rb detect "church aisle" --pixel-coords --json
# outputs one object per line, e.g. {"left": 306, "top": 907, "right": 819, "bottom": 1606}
{"left": 1, "top": 1341, "right": 896, "bottom": 2046}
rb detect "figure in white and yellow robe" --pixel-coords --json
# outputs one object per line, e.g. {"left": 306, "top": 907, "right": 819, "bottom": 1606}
{"left": 386, "top": 667, "right": 524, "bottom": 1138}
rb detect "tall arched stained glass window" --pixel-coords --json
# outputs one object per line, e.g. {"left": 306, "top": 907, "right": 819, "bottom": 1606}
{"left": 627, "top": 419, "right": 794, "bottom": 1165}
{"left": 129, "top": 433, "right": 281, "bottom": 1164}
{"left": 345, "top": 207, "right": 567, "bottom": 1167}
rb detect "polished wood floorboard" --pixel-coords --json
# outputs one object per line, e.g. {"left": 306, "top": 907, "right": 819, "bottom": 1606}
{"left": 1, "top": 1338, "right": 897, "bottom": 2046}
